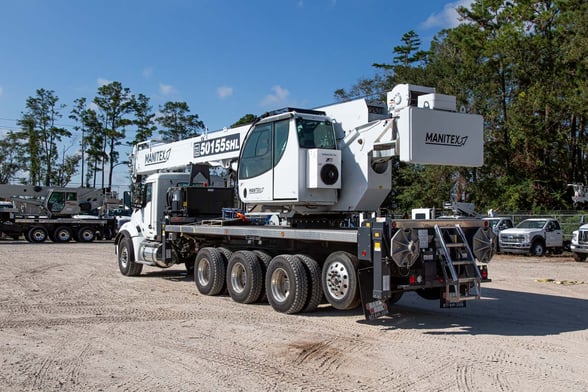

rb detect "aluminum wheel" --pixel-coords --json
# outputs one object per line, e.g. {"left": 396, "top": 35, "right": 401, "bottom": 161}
{"left": 270, "top": 267, "right": 290, "bottom": 303}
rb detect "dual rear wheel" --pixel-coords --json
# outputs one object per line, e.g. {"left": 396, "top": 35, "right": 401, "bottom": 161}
{"left": 193, "top": 248, "right": 361, "bottom": 314}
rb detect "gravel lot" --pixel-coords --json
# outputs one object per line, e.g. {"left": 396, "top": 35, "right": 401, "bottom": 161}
{"left": 1, "top": 240, "right": 587, "bottom": 392}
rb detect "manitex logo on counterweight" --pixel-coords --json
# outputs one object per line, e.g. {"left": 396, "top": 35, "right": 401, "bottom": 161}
{"left": 145, "top": 148, "right": 171, "bottom": 165}
{"left": 425, "top": 132, "right": 468, "bottom": 147}
{"left": 194, "top": 134, "right": 240, "bottom": 158}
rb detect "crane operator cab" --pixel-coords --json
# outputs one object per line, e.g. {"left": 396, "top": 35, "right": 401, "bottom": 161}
{"left": 237, "top": 108, "right": 341, "bottom": 209}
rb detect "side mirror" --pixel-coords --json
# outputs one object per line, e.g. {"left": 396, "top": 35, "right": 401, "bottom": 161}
{"left": 123, "top": 191, "right": 132, "bottom": 209}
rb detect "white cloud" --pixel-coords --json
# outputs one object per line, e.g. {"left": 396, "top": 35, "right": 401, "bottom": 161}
{"left": 421, "top": 0, "right": 474, "bottom": 29}
{"left": 0, "top": 85, "right": 3, "bottom": 97}
{"left": 217, "top": 86, "right": 233, "bottom": 99}
{"left": 142, "top": 67, "right": 154, "bottom": 79}
{"left": 159, "top": 83, "right": 177, "bottom": 96}
{"left": 97, "top": 78, "right": 113, "bottom": 86}
{"left": 261, "top": 85, "right": 290, "bottom": 107}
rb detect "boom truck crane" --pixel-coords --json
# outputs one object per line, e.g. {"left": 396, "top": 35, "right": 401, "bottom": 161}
{"left": 0, "top": 184, "right": 117, "bottom": 242}
{"left": 115, "top": 84, "right": 495, "bottom": 320}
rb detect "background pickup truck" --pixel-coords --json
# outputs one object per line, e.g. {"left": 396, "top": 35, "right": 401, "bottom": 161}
{"left": 482, "top": 216, "right": 514, "bottom": 252}
{"left": 571, "top": 223, "right": 588, "bottom": 262}
{"left": 499, "top": 218, "right": 564, "bottom": 256}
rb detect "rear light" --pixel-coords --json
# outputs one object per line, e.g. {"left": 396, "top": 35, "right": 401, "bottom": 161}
{"left": 480, "top": 266, "right": 488, "bottom": 279}
{"left": 409, "top": 275, "right": 416, "bottom": 285}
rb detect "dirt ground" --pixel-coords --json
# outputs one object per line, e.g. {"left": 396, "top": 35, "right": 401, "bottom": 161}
{"left": 0, "top": 240, "right": 587, "bottom": 392}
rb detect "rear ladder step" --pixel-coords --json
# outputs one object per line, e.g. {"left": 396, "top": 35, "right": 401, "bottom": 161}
{"left": 435, "top": 224, "right": 482, "bottom": 306}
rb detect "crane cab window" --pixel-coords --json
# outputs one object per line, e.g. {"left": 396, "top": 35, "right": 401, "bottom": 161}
{"left": 239, "top": 123, "right": 272, "bottom": 179}
{"left": 48, "top": 191, "right": 65, "bottom": 213}
{"left": 296, "top": 118, "right": 336, "bottom": 149}
{"left": 239, "top": 119, "right": 290, "bottom": 180}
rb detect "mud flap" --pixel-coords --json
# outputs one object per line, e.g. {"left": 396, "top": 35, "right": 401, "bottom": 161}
{"left": 358, "top": 267, "right": 390, "bottom": 320}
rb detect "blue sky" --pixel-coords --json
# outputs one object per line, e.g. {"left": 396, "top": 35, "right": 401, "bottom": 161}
{"left": 0, "top": 0, "right": 473, "bottom": 189}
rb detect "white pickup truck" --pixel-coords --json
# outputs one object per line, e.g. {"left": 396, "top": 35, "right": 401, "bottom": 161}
{"left": 499, "top": 218, "right": 564, "bottom": 256}
{"left": 571, "top": 223, "right": 588, "bottom": 262}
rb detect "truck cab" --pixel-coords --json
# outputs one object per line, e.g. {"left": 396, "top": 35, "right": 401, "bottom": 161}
{"left": 499, "top": 218, "right": 563, "bottom": 256}
{"left": 571, "top": 223, "right": 588, "bottom": 262}
{"left": 482, "top": 216, "right": 514, "bottom": 252}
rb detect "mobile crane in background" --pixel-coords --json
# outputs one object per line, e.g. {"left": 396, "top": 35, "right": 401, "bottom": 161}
{"left": 115, "top": 84, "right": 494, "bottom": 320}
{"left": 0, "top": 184, "right": 118, "bottom": 242}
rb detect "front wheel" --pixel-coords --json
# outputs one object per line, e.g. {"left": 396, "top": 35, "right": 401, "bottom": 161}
{"left": 531, "top": 240, "right": 545, "bottom": 257}
{"left": 118, "top": 237, "right": 143, "bottom": 276}
{"left": 574, "top": 252, "right": 587, "bottom": 262}
{"left": 321, "top": 251, "right": 360, "bottom": 310}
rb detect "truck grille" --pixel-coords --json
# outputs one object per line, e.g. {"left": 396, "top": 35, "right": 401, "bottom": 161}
{"left": 579, "top": 230, "right": 588, "bottom": 244}
{"left": 500, "top": 234, "right": 525, "bottom": 244}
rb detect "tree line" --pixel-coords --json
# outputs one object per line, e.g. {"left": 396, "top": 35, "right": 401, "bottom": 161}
{"left": 335, "top": 0, "right": 587, "bottom": 213}
{"left": 0, "top": 82, "right": 206, "bottom": 190}
{"left": 1, "top": 0, "right": 586, "bottom": 213}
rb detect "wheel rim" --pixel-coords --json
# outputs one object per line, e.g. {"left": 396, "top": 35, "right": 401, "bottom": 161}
{"left": 197, "top": 258, "right": 211, "bottom": 286}
{"left": 81, "top": 229, "right": 94, "bottom": 241}
{"left": 56, "top": 229, "right": 71, "bottom": 241}
{"left": 230, "top": 263, "right": 247, "bottom": 294}
{"left": 120, "top": 246, "right": 129, "bottom": 269}
{"left": 325, "top": 261, "right": 350, "bottom": 300}
{"left": 31, "top": 229, "right": 46, "bottom": 241}
{"left": 270, "top": 267, "right": 290, "bottom": 303}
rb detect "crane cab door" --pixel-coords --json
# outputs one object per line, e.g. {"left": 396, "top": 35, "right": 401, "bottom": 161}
{"left": 141, "top": 182, "right": 157, "bottom": 240}
{"left": 238, "top": 119, "right": 296, "bottom": 203}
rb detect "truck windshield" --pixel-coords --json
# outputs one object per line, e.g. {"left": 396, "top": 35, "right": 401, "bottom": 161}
{"left": 517, "top": 220, "right": 547, "bottom": 229}
{"left": 296, "top": 118, "right": 336, "bottom": 149}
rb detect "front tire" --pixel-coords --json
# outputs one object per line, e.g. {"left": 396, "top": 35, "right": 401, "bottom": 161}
{"left": 574, "top": 252, "right": 587, "bottom": 262}
{"left": 321, "top": 251, "right": 360, "bottom": 310}
{"left": 531, "top": 240, "right": 545, "bottom": 257}
{"left": 118, "top": 237, "right": 143, "bottom": 276}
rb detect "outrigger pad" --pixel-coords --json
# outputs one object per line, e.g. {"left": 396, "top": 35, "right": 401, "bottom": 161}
{"left": 358, "top": 267, "right": 390, "bottom": 320}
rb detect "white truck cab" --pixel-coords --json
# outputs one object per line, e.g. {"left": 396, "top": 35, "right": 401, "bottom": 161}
{"left": 499, "top": 218, "right": 563, "bottom": 256}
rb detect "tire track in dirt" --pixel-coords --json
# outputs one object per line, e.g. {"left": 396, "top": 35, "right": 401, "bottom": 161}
{"left": 113, "top": 323, "right": 375, "bottom": 392}
{"left": 17, "top": 339, "right": 94, "bottom": 391}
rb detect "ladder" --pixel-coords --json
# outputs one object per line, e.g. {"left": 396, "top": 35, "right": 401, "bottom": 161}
{"left": 434, "top": 224, "right": 482, "bottom": 307}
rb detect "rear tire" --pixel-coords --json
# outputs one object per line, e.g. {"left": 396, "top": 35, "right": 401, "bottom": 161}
{"left": 253, "top": 250, "right": 272, "bottom": 302}
{"left": 77, "top": 227, "right": 95, "bottom": 243}
{"left": 295, "top": 254, "right": 323, "bottom": 312}
{"left": 53, "top": 226, "right": 72, "bottom": 243}
{"left": 27, "top": 226, "right": 48, "bottom": 243}
{"left": 321, "top": 251, "right": 360, "bottom": 310}
{"left": 194, "top": 247, "right": 226, "bottom": 296}
{"left": 118, "top": 237, "right": 143, "bottom": 276}
{"left": 226, "top": 250, "right": 263, "bottom": 304}
{"left": 266, "top": 255, "right": 308, "bottom": 314}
